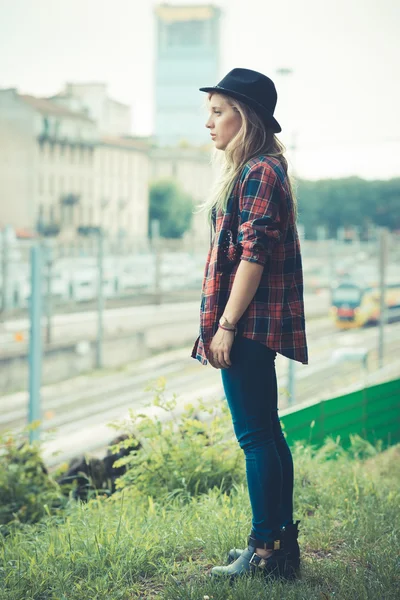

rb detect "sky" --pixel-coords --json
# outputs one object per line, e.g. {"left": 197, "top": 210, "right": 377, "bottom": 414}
{"left": 1, "top": 0, "right": 399, "bottom": 180}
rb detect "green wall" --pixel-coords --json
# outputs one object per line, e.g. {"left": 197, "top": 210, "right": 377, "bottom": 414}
{"left": 280, "top": 378, "right": 400, "bottom": 449}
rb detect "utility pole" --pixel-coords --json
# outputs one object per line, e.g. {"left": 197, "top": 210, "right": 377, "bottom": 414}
{"left": 96, "top": 229, "right": 105, "bottom": 369}
{"left": 151, "top": 219, "right": 161, "bottom": 305}
{"left": 328, "top": 237, "right": 336, "bottom": 304}
{"left": 378, "top": 228, "right": 388, "bottom": 368}
{"left": 28, "top": 245, "right": 43, "bottom": 442}
{"left": 44, "top": 241, "right": 53, "bottom": 344}
{"left": 1, "top": 226, "right": 10, "bottom": 314}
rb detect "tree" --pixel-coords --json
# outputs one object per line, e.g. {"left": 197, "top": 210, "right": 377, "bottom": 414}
{"left": 296, "top": 177, "right": 400, "bottom": 238}
{"left": 149, "top": 179, "right": 194, "bottom": 239}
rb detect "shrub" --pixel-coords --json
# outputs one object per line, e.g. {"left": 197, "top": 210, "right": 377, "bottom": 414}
{"left": 0, "top": 429, "right": 65, "bottom": 530}
{"left": 110, "top": 377, "right": 244, "bottom": 500}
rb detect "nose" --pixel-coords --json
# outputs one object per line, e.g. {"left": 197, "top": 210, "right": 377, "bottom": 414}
{"left": 205, "top": 115, "right": 214, "bottom": 129}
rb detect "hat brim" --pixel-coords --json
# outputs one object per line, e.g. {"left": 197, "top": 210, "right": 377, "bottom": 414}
{"left": 199, "top": 85, "right": 282, "bottom": 133}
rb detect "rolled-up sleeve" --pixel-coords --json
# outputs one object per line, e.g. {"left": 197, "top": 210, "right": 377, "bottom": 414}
{"left": 238, "top": 163, "right": 282, "bottom": 266}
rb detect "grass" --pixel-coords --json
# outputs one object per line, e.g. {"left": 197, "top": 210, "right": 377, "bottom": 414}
{"left": 1, "top": 439, "right": 399, "bottom": 599}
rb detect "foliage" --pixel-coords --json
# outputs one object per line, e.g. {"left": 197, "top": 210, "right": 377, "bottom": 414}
{"left": 149, "top": 178, "right": 194, "bottom": 239}
{"left": 148, "top": 175, "right": 400, "bottom": 240}
{"left": 109, "top": 377, "right": 244, "bottom": 500}
{"left": 1, "top": 441, "right": 399, "bottom": 599}
{"left": 0, "top": 429, "right": 65, "bottom": 530}
{"left": 1, "top": 384, "right": 399, "bottom": 597}
{"left": 297, "top": 176, "right": 400, "bottom": 237}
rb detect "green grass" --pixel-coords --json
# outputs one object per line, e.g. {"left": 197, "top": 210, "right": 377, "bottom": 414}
{"left": 1, "top": 440, "right": 399, "bottom": 599}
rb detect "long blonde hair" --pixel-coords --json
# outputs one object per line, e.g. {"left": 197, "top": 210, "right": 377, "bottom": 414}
{"left": 194, "top": 93, "right": 298, "bottom": 225}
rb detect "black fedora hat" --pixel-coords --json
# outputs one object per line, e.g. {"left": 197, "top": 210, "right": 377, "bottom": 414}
{"left": 199, "top": 67, "right": 281, "bottom": 133}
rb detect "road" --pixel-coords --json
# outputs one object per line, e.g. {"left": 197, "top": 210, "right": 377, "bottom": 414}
{"left": 1, "top": 318, "right": 399, "bottom": 466}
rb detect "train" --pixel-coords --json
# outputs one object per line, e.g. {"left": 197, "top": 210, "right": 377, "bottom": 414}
{"left": 331, "top": 269, "right": 400, "bottom": 329}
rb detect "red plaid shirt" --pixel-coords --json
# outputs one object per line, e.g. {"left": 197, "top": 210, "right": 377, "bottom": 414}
{"left": 191, "top": 155, "right": 308, "bottom": 366}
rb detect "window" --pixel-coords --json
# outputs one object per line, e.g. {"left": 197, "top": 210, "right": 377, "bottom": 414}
{"left": 38, "top": 174, "right": 44, "bottom": 195}
{"left": 166, "top": 20, "right": 205, "bottom": 47}
{"left": 43, "top": 117, "right": 49, "bottom": 135}
{"left": 66, "top": 205, "right": 74, "bottom": 226}
{"left": 333, "top": 287, "right": 361, "bottom": 304}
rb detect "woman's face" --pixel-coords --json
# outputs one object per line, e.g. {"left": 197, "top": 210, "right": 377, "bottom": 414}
{"left": 205, "top": 93, "right": 242, "bottom": 150}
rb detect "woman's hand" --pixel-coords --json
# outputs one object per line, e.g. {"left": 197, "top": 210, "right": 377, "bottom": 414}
{"left": 208, "top": 326, "right": 235, "bottom": 369}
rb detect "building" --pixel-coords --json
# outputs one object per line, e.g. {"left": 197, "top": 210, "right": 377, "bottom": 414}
{"left": 0, "top": 88, "right": 150, "bottom": 245}
{"left": 0, "top": 88, "right": 98, "bottom": 237}
{"left": 95, "top": 136, "right": 150, "bottom": 240}
{"left": 51, "top": 83, "right": 131, "bottom": 136}
{"left": 154, "top": 3, "right": 221, "bottom": 146}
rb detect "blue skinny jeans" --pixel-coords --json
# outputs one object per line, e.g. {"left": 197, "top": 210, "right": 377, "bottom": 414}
{"left": 221, "top": 334, "right": 294, "bottom": 543}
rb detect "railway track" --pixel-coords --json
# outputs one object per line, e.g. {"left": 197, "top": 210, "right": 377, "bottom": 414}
{"left": 2, "top": 320, "right": 399, "bottom": 465}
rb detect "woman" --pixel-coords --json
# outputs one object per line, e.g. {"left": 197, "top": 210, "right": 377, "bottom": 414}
{"left": 191, "top": 68, "right": 308, "bottom": 581}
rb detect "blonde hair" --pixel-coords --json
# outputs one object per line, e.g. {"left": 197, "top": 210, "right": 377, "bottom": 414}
{"left": 194, "top": 93, "right": 298, "bottom": 225}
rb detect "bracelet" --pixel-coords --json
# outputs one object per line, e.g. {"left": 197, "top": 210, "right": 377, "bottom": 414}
{"left": 219, "top": 324, "right": 236, "bottom": 333}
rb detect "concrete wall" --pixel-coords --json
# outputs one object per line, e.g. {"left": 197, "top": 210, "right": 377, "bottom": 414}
{"left": 0, "top": 321, "right": 197, "bottom": 395}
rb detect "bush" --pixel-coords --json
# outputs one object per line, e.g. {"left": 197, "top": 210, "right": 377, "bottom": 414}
{"left": 110, "top": 377, "right": 244, "bottom": 500}
{"left": 0, "top": 429, "right": 65, "bottom": 530}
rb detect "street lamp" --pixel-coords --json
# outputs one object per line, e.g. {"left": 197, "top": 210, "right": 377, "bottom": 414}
{"left": 275, "top": 66, "right": 299, "bottom": 404}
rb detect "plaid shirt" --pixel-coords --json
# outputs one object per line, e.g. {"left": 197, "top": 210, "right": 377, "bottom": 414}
{"left": 191, "top": 155, "right": 308, "bottom": 366}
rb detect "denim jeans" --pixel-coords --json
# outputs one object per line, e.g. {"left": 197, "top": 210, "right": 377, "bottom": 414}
{"left": 221, "top": 334, "right": 294, "bottom": 543}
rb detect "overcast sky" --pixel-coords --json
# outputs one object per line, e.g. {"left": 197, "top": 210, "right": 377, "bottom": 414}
{"left": 1, "top": 0, "right": 399, "bottom": 180}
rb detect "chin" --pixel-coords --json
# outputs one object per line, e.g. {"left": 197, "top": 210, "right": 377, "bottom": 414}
{"left": 214, "top": 140, "right": 226, "bottom": 151}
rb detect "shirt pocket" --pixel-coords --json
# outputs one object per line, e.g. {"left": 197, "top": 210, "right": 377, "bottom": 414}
{"left": 215, "top": 229, "right": 242, "bottom": 274}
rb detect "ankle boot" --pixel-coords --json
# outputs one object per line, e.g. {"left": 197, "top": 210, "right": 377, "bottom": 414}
{"left": 227, "top": 520, "right": 301, "bottom": 579}
{"left": 211, "top": 531, "right": 285, "bottom": 581}
{"left": 281, "top": 520, "right": 300, "bottom": 572}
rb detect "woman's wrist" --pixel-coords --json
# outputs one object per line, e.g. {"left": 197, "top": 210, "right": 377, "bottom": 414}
{"left": 218, "top": 323, "right": 236, "bottom": 333}
{"left": 219, "top": 315, "right": 237, "bottom": 330}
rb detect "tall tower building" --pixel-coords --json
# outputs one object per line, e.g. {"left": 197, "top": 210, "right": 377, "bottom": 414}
{"left": 155, "top": 4, "right": 221, "bottom": 146}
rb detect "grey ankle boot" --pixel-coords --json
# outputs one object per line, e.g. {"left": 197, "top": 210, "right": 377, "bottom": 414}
{"left": 211, "top": 531, "right": 285, "bottom": 581}
{"left": 227, "top": 520, "right": 301, "bottom": 579}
